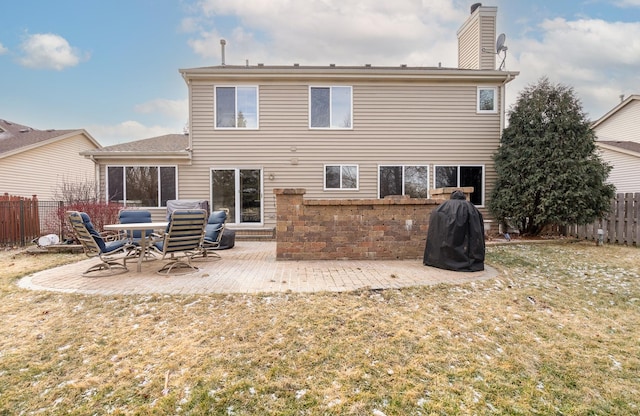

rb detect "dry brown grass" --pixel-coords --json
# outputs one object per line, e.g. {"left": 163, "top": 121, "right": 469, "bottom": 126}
{"left": 0, "top": 242, "right": 639, "bottom": 415}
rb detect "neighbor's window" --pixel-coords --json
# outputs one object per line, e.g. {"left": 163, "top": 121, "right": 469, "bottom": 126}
{"left": 379, "top": 165, "right": 429, "bottom": 198}
{"left": 310, "top": 86, "right": 352, "bottom": 128}
{"left": 325, "top": 164, "right": 358, "bottom": 190}
{"left": 215, "top": 86, "right": 258, "bottom": 128}
{"left": 434, "top": 165, "right": 484, "bottom": 205}
{"left": 477, "top": 87, "right": 497, "bottom": 113}
{"left": 107, "top": 166, "right": 177, "bottom": 207}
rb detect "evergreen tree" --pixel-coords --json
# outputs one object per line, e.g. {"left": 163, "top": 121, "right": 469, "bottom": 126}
{"left": 489, "top": 78, "right": 615, "bottom": 235}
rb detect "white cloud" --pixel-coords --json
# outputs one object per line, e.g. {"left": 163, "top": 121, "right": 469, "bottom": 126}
{"left": 88, "top": 121, "right": 182, "bottom": 146}
{"left": 186, "top": 0, "right": 467, "bottom": 67}
{"left": 179, "top": 17, "right": 201, "bottom": 33}
{"left": 614, "top": 0, "right": 640, "bottom": 7}
{"left": 134, "top": 98, "right": 188, "bottom": 120}
{"left": 181, "top": 1, "right": 638, "bottom": 121}
{"left": 0, "top": 42, "right": 7, "bottom": 55}
{"left": 18, "top": 33, "right": 87, "bottom": 70}
{"left": 506, "top": 17, "right": 640, "bottom": 120}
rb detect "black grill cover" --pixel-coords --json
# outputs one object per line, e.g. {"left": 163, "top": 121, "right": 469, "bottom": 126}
{"left": 423, "top": 190, "right": 485, "bottom": 272}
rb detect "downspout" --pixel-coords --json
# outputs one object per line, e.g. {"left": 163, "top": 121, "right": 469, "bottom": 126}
{"left": 89, "top": 155, "right": 102, "bottom": 201}
{"left": 500, "top": 72, "right": 514, "bottom": 134}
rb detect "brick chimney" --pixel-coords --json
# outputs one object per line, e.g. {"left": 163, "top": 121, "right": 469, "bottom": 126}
{"left": 457, "top": 4, "right": 497, "bottom": 70}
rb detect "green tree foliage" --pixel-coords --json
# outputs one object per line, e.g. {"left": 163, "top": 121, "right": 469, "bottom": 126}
{"left": 489, "top": 78, "right": 615, "bottom": 235}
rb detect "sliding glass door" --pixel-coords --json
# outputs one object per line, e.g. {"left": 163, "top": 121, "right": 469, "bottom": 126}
{"left": 211, "top": 168, "right": 262, "bottom": 224}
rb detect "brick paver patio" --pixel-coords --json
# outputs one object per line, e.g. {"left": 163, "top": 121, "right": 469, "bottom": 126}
{"left": 19, "top": 241, "right": 497, "bottom": 295}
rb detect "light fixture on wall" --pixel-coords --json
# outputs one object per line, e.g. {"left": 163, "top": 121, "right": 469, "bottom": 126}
{"left": 268, "top": 173, "right": 275, "bottom": 180}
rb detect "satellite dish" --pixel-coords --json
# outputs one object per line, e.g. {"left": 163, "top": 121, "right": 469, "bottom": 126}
{"left": 496, "top": 33, "right": 507, "bottom": 53}
{"left": 495, "top": 33, "right": 508, "bottom": 70}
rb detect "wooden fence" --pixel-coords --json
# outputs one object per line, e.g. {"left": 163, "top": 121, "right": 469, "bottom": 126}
{"left": 0, "top": 194, "right": 41, "bottom": 246}
{"left": 568, "top": 193, "right": 640, "bottom": 246}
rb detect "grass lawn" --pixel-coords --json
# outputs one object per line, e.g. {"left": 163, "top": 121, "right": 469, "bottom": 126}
{"left": 0, "top": 241, "right": 638, "bottom": 415}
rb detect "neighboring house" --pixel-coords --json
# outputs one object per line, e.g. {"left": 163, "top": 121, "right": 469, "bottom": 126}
{"left": 83, "top": 4, "right": 518, "bottom": 234}
{"left": 592, "top": 94, "right": 640, "bottom": 194}
{"left": 0, "top": 119, "right": 101, "bottom": 200}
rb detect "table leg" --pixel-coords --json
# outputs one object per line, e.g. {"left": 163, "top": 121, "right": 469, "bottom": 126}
{"left": 137, "top": 232, "right": 146, "bottom": 272}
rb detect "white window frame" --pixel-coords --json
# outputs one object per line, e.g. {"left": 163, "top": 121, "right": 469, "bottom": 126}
{"left": 477, "top": 87, "right": 497, "bottom": 114}
{"left": 309, "top": 86, "right": 353, "bottom": 129}
{"left": 106, "top": 165, "right": 178, "bottom": 208}
{"left": 324, "top": 164, "right": 359, "bottom": 190}
{"left": 214, "top": 85, "right": 259, "bottom": 129}
{"left": 378, "top": 164, "right": 430, "bottom": 198}
{"left": 210, "top": 167, "right": 264, "bottom": 226}
{"left": 433, "top": 164, "right": 485, "bottom": 206}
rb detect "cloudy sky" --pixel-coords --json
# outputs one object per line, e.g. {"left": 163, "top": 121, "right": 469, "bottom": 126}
{"left": 1, "top": 0, "right": 638, "bottom": 146}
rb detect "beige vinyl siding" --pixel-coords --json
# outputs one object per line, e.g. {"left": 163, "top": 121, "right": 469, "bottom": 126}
{"left": 598, "top": 147, "right": 640, "bottom": 193}
{"left": 458, "top": 17, "right": 480, "bottom": 70}
{"left": 457, "top": 6, "right": 497, "bottom": 70}
{"left": 595, "top": 100, "right": 640, "bottom": 143}
{"left": 0, "top": 134, "right": 96, "bottom": 200}
{"left": 479, "top": 15, "right": 496, "bottom": 70}
{"left": 182, "top": 79, "right": 502, "bottom": 228}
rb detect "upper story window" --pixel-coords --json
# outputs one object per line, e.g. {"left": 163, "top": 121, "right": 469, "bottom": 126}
{"left": 379, "top": 165, "right": 429, "bottom": 198}
{"left": 477, "top": 87, "right": 497, "bottom": 113}
{"left": 107, "top": 165, "right": 177, "bottom": 207}
{"left": 325, "top": 164, "right": 358, "bottom": 190}
{"left": 310, "top": 86, "right": 352, "bottom": 129}
{"left": 215, "top": 86, "right": 258, "bottom": 129}
{"left": 434, "top": 165, "right": 484, "bottom": 205}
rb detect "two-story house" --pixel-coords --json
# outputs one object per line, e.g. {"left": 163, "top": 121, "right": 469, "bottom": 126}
{"left": 83, "top": 4, "right": 518, "bottom": 236}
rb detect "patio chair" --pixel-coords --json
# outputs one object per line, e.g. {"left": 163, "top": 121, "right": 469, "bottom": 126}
{"left": 67, "top": 211, "right": 135, "bottom": 277}
{"left": 193, "top": 208, "right": 228, "bottom": 261}
{"left": 118, "top": 209, "right": 153, "bottom": 242}
{"left": 152, "top": 209, "right": 207, "bottom": 276}
{"left": 118, "top": 209, "right": 158, "bottom": 261}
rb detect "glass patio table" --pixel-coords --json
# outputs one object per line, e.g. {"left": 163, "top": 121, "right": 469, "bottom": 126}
{"left": 103, "top": 221, "right": 168, "bottom": 272}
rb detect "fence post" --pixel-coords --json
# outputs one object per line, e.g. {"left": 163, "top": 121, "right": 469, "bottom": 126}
{"left": 59, "top": 201, "right": 65, "bottom": 241}
{"left": 19, "top": 199, "right": 25, "bottom": 246}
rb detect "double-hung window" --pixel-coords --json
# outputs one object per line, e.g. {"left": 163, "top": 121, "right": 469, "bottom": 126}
{"left": 310, "top": 86, "right": 352, "bottom": 128}
{"left": 215, "top": 86, "right": 258, "bottom": 128}
{"left": 324, "top": 164, "right": 358, "bottom": 190}
{"left": 477, "top": 87, "right": 497, "bottom": 113}
{"left": 379, "top": 165, "right": 429, "bottom": 198}
{"left": 434, "top": 165, "right": 484, "bottom": 205}
{"left": 107, "top": 166, "right": 177, "bottom": 207}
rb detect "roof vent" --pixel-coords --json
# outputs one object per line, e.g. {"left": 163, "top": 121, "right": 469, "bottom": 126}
{"left": 471, "top": 3, "right": 482, "bottom": 13}
{"left": 329, "top": 63, "right": 336, "bottom": 68}
{"left": 365, "top": 64, "right": 371, "bottom": 68}
{"left": 220, "top": 39, "right": 226, "bottom": 66}
{"left": 19, "top": 128, "right": 31, "bottom": 133}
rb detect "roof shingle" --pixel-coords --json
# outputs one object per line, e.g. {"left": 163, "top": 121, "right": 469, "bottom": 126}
{"left": 0, "top": 119, "right": 79, "bottom": 155}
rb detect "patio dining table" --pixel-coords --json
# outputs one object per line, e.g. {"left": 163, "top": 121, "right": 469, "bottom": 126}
{"left": 103, "top": 221, "right": 168, "bottom": 272}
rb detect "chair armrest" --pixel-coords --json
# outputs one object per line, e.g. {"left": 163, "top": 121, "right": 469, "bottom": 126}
{"left": 100, "top": 230, "right": 122, "bottom": 242}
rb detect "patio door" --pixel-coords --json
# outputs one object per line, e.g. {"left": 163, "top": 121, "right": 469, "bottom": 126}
{"left": 211, "top": 168, "right": 262, "bottom": 224}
